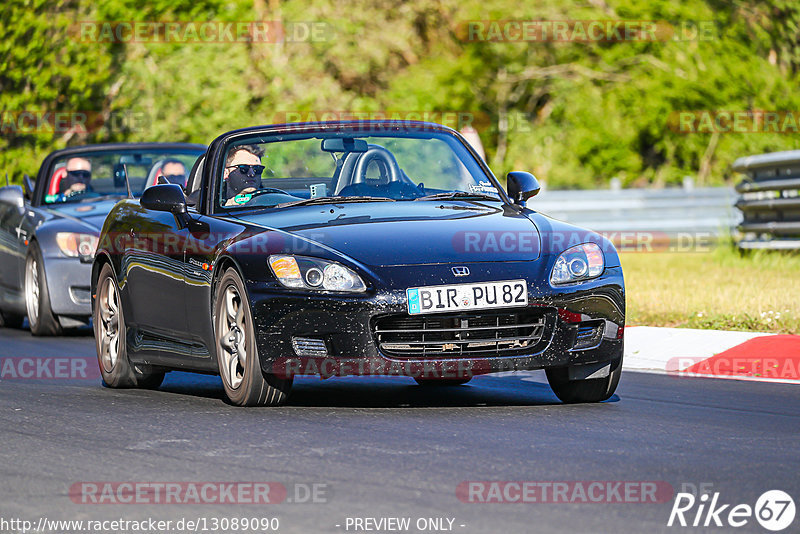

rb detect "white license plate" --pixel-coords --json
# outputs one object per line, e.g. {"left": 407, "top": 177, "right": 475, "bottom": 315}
{"left": 406, "top": 280, "right": 528, "bottom": 315}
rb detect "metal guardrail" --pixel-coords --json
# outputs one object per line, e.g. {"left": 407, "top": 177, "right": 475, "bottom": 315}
{"left": 732, "top": 150, "right": 800, "bottom": 250}
{"left": 531, "top": 185, "right": 740, "bottom": 239}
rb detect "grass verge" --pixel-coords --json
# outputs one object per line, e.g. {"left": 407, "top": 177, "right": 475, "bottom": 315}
{"left": 620, "top": 246, "right": 800, "bottom": 334}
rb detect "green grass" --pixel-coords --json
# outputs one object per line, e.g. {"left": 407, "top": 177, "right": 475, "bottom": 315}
{"left": 620, "top": 245, "right": 800, "bottom": 334}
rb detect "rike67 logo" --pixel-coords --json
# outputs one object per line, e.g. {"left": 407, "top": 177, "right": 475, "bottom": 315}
{"left": 668, "top": 489, "right": 795, "bottom": 531}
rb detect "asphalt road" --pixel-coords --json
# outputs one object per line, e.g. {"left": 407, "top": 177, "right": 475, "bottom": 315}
{"left": 0, "top": 327, "right": 798, "bottom": 534}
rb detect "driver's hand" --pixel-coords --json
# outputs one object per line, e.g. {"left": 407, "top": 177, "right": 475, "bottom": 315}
{"left": 224, "top": 187, "right": 256, "bottom": 206}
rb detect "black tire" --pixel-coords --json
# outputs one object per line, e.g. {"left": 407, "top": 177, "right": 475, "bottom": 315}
{"left": 0, "top": 310, "right": 25, "bottom": 329}
{"left": 132, "top": 368, "right": 166, "bottom": 389}
{"left": 25, "top": 242, "right": 62, "bottom": 336}
{"left": 545, "top": 357, "right": 622, "bottom": 404}
{"left": 94, "top": 263, "right": 164, "bottom": 389}
{"left": 414, "top": 377, "right": 472, "bottom": 386}
{"left": 214, "top": 268, "right": 292, "bottom": 406}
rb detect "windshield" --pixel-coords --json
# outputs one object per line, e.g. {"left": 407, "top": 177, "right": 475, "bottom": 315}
{"left": 216, "top": 130, "right": 499, "bottom": 210}
{"left": 43, "top": 149, "right": 203, "bottom": 205}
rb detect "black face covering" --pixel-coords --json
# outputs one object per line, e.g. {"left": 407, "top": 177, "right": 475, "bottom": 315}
{"left": 226, "top": 169, "right": 260, "bottom": 198}
{"left": 59, "top": 170, "right": 92, "bottom": 194}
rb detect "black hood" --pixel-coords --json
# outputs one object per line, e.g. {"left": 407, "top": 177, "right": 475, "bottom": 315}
{"left": 235, "top": 201, "right": 541, "bottom": 266}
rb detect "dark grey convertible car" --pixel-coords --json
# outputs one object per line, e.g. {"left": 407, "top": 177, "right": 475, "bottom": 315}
{"left": 0, "top": 143, "right": 204, "bottom": 334}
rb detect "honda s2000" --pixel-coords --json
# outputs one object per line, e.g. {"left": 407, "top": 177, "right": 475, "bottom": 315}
{"left": 91, "top": 121, "right": 625, "bottom": 406}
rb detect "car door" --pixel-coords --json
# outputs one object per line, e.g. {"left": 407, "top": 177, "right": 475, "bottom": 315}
{"left": 181, "top": 211, "right": 245, "bottom": 355}
{"left": 123, "top": 209, "right": 188, "bottom": 337}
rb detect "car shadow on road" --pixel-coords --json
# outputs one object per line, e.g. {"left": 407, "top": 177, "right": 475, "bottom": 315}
{"left": 155, "top": 372, "right": 608, "bottom": 408}
{"left": 287, "top": 377, "right": 565, "bottom": 408}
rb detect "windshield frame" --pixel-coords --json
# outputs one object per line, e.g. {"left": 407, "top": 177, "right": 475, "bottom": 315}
{"left": 31, "top": 143, "right": 206, "bottom": 208}
{"left": 204, "top": 122, "right": 509, "bottom": 216}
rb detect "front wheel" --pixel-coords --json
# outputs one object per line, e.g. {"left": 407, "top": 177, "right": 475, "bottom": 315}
{"left": 546, "top": 357, "right": 622, "bottom": 404}
{"left": 214, "top": 269, "right": 292, "bottom": 406}
{"left": 94, "top": 263, "right": 164, "bottom": 389}
{"left": 25, "top": 243, "right": 62, "bottom": 336}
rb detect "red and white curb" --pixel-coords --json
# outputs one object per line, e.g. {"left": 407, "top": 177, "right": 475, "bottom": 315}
{"left": 624, "top": 326, "right": 800, "bottom": 384}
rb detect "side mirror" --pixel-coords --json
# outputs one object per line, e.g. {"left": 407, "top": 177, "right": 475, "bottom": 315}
{"left": 23, "top": 174, "right": 34, "bottom": 200}
{"left": 506, "top": 171, "right": 540, "bottom": 205}
{"left": 0, "top": 185, "right": 26, "bottom": 216}
{"left": 140, "top": 184, "right": 187, "bottom": 215}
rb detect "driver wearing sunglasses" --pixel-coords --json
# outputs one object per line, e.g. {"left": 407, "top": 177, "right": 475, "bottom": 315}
{"left": 59, "top": 157, "right": 93, "bottom": 196}
{"left": 160, "top": 159, "right": 187, "bottom": 187}
{"left": 223, "top": 144, "right": 265, "bottom": 206}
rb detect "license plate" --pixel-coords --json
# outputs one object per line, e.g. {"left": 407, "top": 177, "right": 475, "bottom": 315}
{"left": 406, "top": 280, "right": 528, "bottom": 315}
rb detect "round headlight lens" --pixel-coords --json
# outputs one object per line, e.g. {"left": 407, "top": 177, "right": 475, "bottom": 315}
{"left": 550, "top": 243, "right": 604, "bottom": 285}
{"left": 305, "top": 267, "right": 323, "bottom": 287}
{"left": 568, "top": 258, "right": 588, "bottom": 277}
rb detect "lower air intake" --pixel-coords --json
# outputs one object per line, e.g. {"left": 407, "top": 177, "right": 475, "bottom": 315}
{"left": 292, "top": 337, "right": 328, "bottom": 357}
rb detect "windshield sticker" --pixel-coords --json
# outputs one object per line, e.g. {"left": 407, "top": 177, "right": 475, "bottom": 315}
{"left": 310, "top": 183, "right": 327, "bottom": 198}
{"left": 234, "top": 193, "right": 252, "bottom": 204}
{"left": 469, "top": 181, "right": 497, "bottom": 194}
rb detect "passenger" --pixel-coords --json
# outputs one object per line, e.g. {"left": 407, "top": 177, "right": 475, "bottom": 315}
{"left": 160, "top": 159, "right": 188, "bottom": 187}
{"left": 59, "top": 157, "right": 92, "bottom": 196}
{"left": 223, "top": 145, "right": 265, "bottom": 206}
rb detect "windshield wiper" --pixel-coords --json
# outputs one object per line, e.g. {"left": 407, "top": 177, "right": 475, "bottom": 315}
{"left": 275, "top": 196, "right": 396, "bottom": 208}
{"left": 413, "top": 191, "right": 500, "bottom": 202}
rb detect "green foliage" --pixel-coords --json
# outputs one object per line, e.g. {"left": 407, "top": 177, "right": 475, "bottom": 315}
{"left": 2, "top": 0, "right": 800, "bottom": 188}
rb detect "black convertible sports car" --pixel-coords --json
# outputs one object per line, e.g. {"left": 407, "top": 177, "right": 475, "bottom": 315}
{"left": 91, "top": 121, "right": 625, "bottom": 406}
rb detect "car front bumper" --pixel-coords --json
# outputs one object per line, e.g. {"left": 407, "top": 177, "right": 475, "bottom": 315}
{"left": 43, "top": 256, "right": 93, "bottom": 317}
{"left": 247, "top": 266, "right": 625, "bottom": 379}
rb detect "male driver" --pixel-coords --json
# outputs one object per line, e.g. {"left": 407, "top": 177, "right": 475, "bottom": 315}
{"left": 223, "top": 144, "right": 264, "bottom": 206}
{"left": 160, "top": 159, "right": 187, "bottom": 187}
{"left": 58, "top": 157, "right": 92, "bottom": 196}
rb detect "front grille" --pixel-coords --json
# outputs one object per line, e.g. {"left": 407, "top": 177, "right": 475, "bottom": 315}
{"left": 374, "top": 310, "right": 547, "bottom": 358}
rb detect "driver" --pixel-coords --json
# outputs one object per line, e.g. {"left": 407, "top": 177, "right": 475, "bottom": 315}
{"left": 223, "top": 144, "right": 265, "bottom": 206}
{"left": 59, "top": 157, "right": 92, "bottom": 196}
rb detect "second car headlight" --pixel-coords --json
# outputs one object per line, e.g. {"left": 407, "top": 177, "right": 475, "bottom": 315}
{"left": 268, "top": 255, "right": 367, "bottom": 292}
{"left": 55, "top": 232, "right": 99, "bottom": 258}
{"left": 550, "top": 243, "right": 604, "bottom": 285}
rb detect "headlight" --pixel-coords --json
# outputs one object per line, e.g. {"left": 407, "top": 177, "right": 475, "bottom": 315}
{"left": 268, "top": 255, "right": 367, "bottom": 292}
{"left": 55, "top": 232, "right": 99, "bottom": 258}
{"left": 550, "top": 243, "right": 604, "bottom": 285}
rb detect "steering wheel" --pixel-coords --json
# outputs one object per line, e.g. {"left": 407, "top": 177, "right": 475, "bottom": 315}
{"left": 353, "top": 146, "right": 401, "bottom": 185}
{"left": 228, "top": 187, "right": 291, "bottom": 206}
{"left": 58, "top": 188, "right": 97, "bottom": 202}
